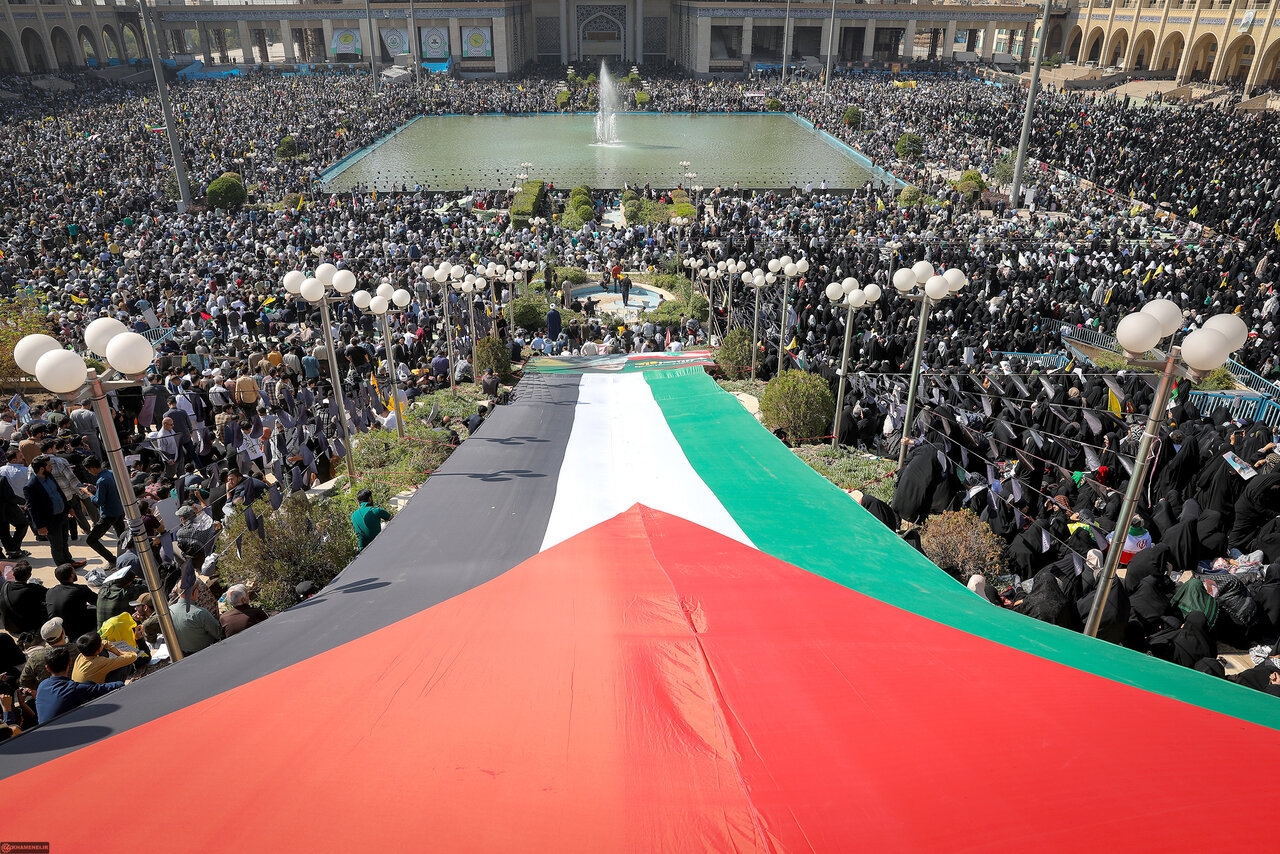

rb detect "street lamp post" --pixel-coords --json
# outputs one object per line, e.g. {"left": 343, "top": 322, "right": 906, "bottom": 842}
{"left": 768, "top": 254, "right": 809, "bottom": 374}
{"left": 892, "top": 261, "right": 967, "bottom": 470}
{"left": 137, "top": 0, "right": 192, "bottom": 213}
{"left": 428, "top": 263, "right": 457, "bottom": 393}
{"left": 828, "top": 278, "right": 883, "bottom": 446}
{"left": 285, "top": 264, "right": 357, "bottom": 480}
{"left": 16, "top": 324, "right": 185, "bottom": 661}
{"left": 744, "top": 267, "right": 769, "bottom": 379}
{"left": 823, "top": 0, "right": 838, "bottom": 95}
{"left": 1083, "top": 305, "right": 1246, "bottom": 638}
{"left": 352, "top": 282, "right": 412, "bottom": 438}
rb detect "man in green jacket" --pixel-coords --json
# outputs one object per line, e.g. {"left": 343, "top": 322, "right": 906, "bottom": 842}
{"left": 351, "top": 489, "right": 391, "bottom": 551}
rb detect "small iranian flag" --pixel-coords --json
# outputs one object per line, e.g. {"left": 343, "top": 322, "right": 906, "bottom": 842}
{"left": 145, "top": 124, "right": 165, "bottom": 133}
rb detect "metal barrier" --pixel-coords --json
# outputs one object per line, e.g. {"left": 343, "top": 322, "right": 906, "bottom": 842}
{"left": 992, "top": 351, "right": 1069, "bottom": 368}
{"left": 1184, "top": 390, "right": 1268, "bottom": 422}
{"left": 142, "top": 327, "right": 176, "bottom": 347}
{"left": 1060, "top": 326, "right": 1280, "bottom": 401}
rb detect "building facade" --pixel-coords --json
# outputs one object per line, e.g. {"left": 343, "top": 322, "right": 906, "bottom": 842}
{"left": 0, "top": 0, "right": 1045, "bottom": 77}
{"left": 1049, "top": 0, "right": 1280, "bottom": 95}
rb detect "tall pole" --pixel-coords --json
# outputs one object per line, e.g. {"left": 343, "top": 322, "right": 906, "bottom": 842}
{"left": 751, "top": 285, "right": 762, "bottom": 379}
{"left": 1084, "top": 349, "right": 1178, "bottom": 638}
{"left": 138, "top": 0, "right": 192, "bottom": 213}
{"left": 777, "top": 274, "right": 791, "bottom": 374}
{"left": 823, "top": 0, "right": 838, "bottom": 95}
{"left": 364, "top": 0, "right": 379, "bottom": 94}
{"left": 781, "top": 0, "right": 793, "bottom": 84}
{"left": 897, "top": 295, "right": 932, "bottom": 471}
{"left": 378, "top": 312, "right": 405, "bottom": 438}
{"left": 86, "top": 375, "right": 183, "bottom": 661}
{"left": 318, "top": 297, "right": 357, "bottom": 480}
{"left": 1010, "top": 0, "right": 1051, "bottom": 209}
{"left": 407, "top": 0, "right": 420, "bottom": 84}
{"left": 831, "top": 302, "right": 856, "bottom": 447}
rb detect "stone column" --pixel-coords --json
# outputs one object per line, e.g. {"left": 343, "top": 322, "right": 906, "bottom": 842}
{"left": 454, "top": 16, "right": 469, "bottom": 63}
{"left": 281, "top": 20, "right": 296, "bottom": 62}
{"left": 322, "top": 19, "right": 334, "bottom": 62}
{"left": 238, "top": 19, "right": 253, "bottom": 63}
{"left": 981, "top": 21, "right": 996, "bottom": 59}
{"left": 560, "top": 0, "right": 569, "bottom": 64}
{"left": 943, "top": 20, "right": 956, "bottom": 59}
{"left": 695, "top": 14, "right": 710, "bottom": 72}
{"left": 493, "top": 16, "right": 509, "bottom": 72}
{"left": 635, "top": 0, "right": 644, "bottom": 64}
{"left": 741, "top": 17, "right": 753, "bottom": 65}
{"left": 862, "top": 21, "right": 876, "bottom": 61}
{"left": 902, "top": 19, "right": 916, "bottom": 61}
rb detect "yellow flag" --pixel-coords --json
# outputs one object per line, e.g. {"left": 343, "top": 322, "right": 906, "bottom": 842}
{"left": 69, "top": 294, "right": 87, "bottom": 305}
{"left": 296, "top": 194, "right": 304, "bottom": 212}
{"left": 1108, "top": 390, "right": 1122, "bottom": 414}
{"left": 1130, "top": 203, "right": 1141, "bottom": 216}
{"left": 876, "top": 197, "right": 886, "bottom": 211}
{"left": 1274, "top": 220, "right": 1279, "bottom": 240}
{"left": 787, "top": 336, "right": 797, "bottom": 351}
{"left": 1189, "top": 204, "right": 1199, "bottom": 218}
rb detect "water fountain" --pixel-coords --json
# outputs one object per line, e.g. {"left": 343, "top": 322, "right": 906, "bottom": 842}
{"left": 594, "top": 61, "right": 620, "bottom": 146}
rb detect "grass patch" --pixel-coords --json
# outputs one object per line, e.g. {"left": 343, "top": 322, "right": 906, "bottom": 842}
{"left": 791, "top": 445, "right": 897, "bottom": 504}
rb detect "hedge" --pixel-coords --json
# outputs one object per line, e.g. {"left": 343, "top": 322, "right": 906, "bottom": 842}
{"left": 510, "top": 179, "right": 546, "bottom": 229}
{"left": 512, "top": 295, "right": 549, "bottom": 331}
{"left": 206, "top": 172, "right": 247, "bottom": 209}
{"left": 759, "top": 370, "right": 835, "bottom": 442}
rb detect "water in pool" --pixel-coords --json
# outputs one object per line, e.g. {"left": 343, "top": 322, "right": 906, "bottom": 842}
{"left": 322, "top": 113, "right": 875, "bottom": 192}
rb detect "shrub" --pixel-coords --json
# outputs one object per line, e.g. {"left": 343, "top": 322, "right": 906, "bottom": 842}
{"left": 556, "top": 90, "right": 570, "bottom": 109}
{"left": 586, "top": 92, "right": 598, "bottom": 109}
{"left": 956, "top": 179, "right": 983, "bottom": 203}
{"left": 626, "top": 71, "right": 641, "bottom": 86}
{"left": 474, "top": 335, "right": 513, "bottom": 380}
{"left": 715, "top": 328, "right": 753, "bottom": 380}
{"left": 621, "top": 189, "right": 640, "bottom": 204}
{"left": 206, "top": 172, "right": 246, "bottom": 209}
{"left": 275, "top": 135, "right": 298, "bottom": 159}
{"left": 556, "top": 267, "right": 590, "bottom": 284}
{"left": 567, "top": 71, "right": 581, "bottom": 87}
{"left": 897, "top": 185, "right": 922, "bottom": 206}
{"left": 623, "top": 199, "right": 641, "bottom": 222}
{"left": 575, "top": 203, "right": 595, "bottom": 223}
{"left": 282, "top": 192, "right": 302, "bottom": 210}
{"left": 635, "top": 91, "right": 651, "bottom": 108}
{"left": 673, "top": 202, "right": 697, "bottom": 219}
{"left": 163, "top": 174, "right": 180, "bottom": 200}
{"left": 1046, "top": 52, "right": 1063, "bottom": 68}
{"left": 896, "top": 132, "right": 924, "bottom": 161}
{"left": 217, "top": 492, "right": 357, "bottom": 612}
{"left": 765, "top": 97, "right": 784, "bottom": 111}
{"left": 920, "top": 509, "right": 1007, "bottom": 585}
{"left": 586, "top": 72, "right": 597, "bottom": 84}
{"left": 512, "top": 294, "right": 549, "bottom": 330}
{"left": 842, "top": 105, "right": 863, "bottom": 127}
{"left": 759, "top": 369, "right": 835, "bottom": 441}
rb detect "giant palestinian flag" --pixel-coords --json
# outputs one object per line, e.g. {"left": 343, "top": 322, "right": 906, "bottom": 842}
{"left": 1, "top": 357, "right": 1277, "bottom": 851}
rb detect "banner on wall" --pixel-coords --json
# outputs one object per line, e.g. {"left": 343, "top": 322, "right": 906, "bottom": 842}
{"left": 380, "top": 27, "right": 410, "bottom": 55}
{"left": 461, "top": 26, "right": 493, "bottom": 58}
{"left": 420, "top": 26, "right": 449, "bottom": 59}
{"left": 330, "top": 28, "right": 362, "bottom": 56}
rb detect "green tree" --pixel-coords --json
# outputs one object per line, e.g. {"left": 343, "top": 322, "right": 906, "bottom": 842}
{"left": 759, "top": 370, "right": 835, "bottom": 441}
{"left": 897, "top": 185, "right": 922, "bottom": 206}
{"left": 217, "top": 493, "right": 358, "bottom": 612}
{"left": 896, "top": 132, "right": 924, "bottom": 161}
{"left": 842, "top": 105, "right": 864, "bottom": 128}
{"left": 635, "top": 91, "right": 651, "bottom": 108}
{"left": 206, "top": 172, "right": 247, "bottom": 209}
{"left": 765, "top": 97, "right": 784, "bottom": 112}
{"left": 474, "top": 335, "right": 513, "bottom": 381}
{"left": 556, "top": 90, "right": 570, "bottom": 109}
{"left": 275, "top": 135, "right": 298, "bottom": 159}
{"left": 990, "top": 154, "right": 1016, "bottom": 188}
{"left": 715, "top": 328, "right": 753, "bottom": 380}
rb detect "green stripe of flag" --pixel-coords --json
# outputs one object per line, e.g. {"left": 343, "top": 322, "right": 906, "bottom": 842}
{"left": 644, "top": 366, "right": 1280, "bottom": 730}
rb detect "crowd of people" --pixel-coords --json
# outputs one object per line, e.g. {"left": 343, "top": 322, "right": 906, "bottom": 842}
{"left": 1, "top": 62, "right": 1280, "bottom": 739}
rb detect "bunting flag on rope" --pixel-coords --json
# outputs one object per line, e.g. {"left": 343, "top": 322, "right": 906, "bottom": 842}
{"left": 1, "top": 356, "right": 1277, "bottom": 851}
